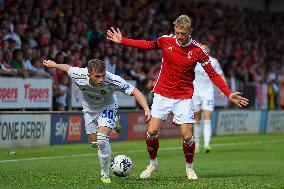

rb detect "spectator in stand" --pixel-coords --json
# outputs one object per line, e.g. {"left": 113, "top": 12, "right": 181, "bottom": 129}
{"left": 0, "top": 49, "right": 17, "bottom": 76}
{"left": 6, "top": 38, "right": 16, "bottom": 51}
{"left": 106, "top": 56, "right": 118, "bottom": 74}
{"left": 33, "top": 59, "right": 50, "bottom": 78}
{"left": 10, "top": 49, "right": 27, "bottom": 77}
{"left": 3, "top": 24, "right": 22, "bottom": 49}
{"left": 130, "top": 61, "right": 146, "bottom": 85}
{"left": 88, "top": 21, "right": 105, "bottom": 50}
{"left": 115, "top": 59, "right": 127, "bottom": 78}
{"left": 53, "top": 51, "right": 66, "bottom": 82}
{"left": 22, "top": 47, "right": 38, "bottom": 76}
{"left": 55, "top": 75, "right": 69, "bottom": 111}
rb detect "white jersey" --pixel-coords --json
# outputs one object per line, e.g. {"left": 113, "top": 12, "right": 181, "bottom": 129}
{"left": 193, "top": 56, "right": 223, "bottom": 97}
{"left": 68, "top": 67, "right": 134, "bottom": 111}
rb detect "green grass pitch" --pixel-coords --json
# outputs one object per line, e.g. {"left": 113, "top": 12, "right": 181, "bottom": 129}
{"left": 0, "top": 134, "right": 283, "bottom": 189}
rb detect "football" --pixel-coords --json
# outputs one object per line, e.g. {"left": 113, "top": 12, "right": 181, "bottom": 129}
{"left": 111, "top": 155, "right": 133, "bottom": 177}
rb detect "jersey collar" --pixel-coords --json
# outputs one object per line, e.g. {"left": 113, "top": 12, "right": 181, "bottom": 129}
{"left": 175, "top": 37, "right": 192, "bottom": 47}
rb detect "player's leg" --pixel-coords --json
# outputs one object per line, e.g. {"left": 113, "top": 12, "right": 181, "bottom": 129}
{"left": 140, "top": 94, "right": 170, "bottom": 179}
{"left": 113, "top": 104, "right": 121, "bottom": 133}
{"left": 84, "top": 112, "right": 98, "bottom": 148}
{"left": 88, "top": 133, "right": 97, "bottom": 148}
{"left": 96, "top": 105, "right": 117, "bottom": 184}
{"left": 84, "top": 113, "right": 110, "bottom": 183}
{"left": 203, "top": 110, "right": 212, "bottom": 153}
{"left": 201, "top": 97, "right": 214, "bottom": 153}
{"left": 114, "top": 115, "right": 121, "bottom": 133}
{"left": 140, "top": 117, "right": 163, "bottom": 179}
{"left": 147, "top": 117, "right": 162, "bottom": 165}
{"left": 192, "top": 95, "right": 202, "bottom": 153}
{"left": 173, "top": 99, "right": 197, "bottom": 180}
{"left": 97, "top": 126, "right": 112, "bottom": 184}
{"left": 194, "top": 111, "right": 202, "bottom": 153}
{"left": 180, "top": 124, "right": 198, "bottom": 180}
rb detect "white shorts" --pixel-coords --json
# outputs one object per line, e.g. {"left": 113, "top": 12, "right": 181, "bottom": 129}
{"left": 151, "top": 93, "right": 195, "bottom": 125}
{"left": 192, "top": 95, "right": 214, "bottom": 112}
{"left": 83, "top": 103, "right": 118, "bottom": 134}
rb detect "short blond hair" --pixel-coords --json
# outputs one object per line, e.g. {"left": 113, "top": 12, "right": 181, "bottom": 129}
{"left": 87, "top": 59, "right": 106, "bottom": 74}
{"left": 173, "top": 15, "right": 193, "bottom": 33}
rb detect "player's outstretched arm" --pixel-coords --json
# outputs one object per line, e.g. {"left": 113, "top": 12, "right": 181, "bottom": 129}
{"left": 42, "top": 60, "right": 71, "bottom": 72}
{"left": 229, "top": 92, "right": 249, "bottom": 107}
{"left": 219, "top": 73, "right": 227, "bottom": 97}
{"left": 107, "top": 27, "right": 158, "bottom": 50}
{"left": 131, "top": 88, "right": 151, "bottom": 122}
{"left": 107, "top": 27, "right": 122, "bottom": 44}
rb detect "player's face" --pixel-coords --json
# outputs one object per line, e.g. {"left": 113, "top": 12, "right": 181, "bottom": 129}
{"left": 175, "top": 27, "right": 191, "bottom": 45}
{"left": 89, "top": 71, "right": 106, "bottom": 87}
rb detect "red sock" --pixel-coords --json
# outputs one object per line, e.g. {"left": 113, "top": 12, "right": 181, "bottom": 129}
{"left": 183, "top": 140, "right": 195, "bottom": 163}
{"left": 146, "top": 132, "right": 159, "bottom": 159}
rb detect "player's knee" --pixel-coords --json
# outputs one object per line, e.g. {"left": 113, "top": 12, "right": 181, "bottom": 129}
{"left": 97, "top": 133, "right": 109, "bottom": 149}
{"left": 89, "top": 141, "right": 98, "bottom": 148}
{"left": 147, "top": 132, "right": 158, "bottom": 140}
{"left": 195, "top": 120, "right": 201, "bottom": 126}
{"left": 183, "top": 137, "right": 194, "bottom": 146}
{"left": 181, "top": 135, "right": 192, "bottom": 141}
{"left": 147, "top": 128, "right": 159, "bottom": 136}
{"left": 204, "top": 119, "right": 211, "bottom": 125}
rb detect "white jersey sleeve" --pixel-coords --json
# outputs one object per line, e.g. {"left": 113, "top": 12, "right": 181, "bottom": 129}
{"left": 193, "top": 56, "right": 223, "bottom": 97}
{"left": 105, "top": 71, "right": 135, "bottom": 96}
{"left": 210, "top": 57, "right": 223, "bottom": 75}
{"left": 67, "top": 67, "right": 89, "bottom": 85}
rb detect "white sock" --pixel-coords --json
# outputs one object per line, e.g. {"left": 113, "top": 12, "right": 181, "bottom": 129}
{"left": 97, "top": 133, "right": 111, "bottom": 176}
{"left": 194, "top": 121, "right": 201, "bottom": 149}
{"left": 150, "top": 158, "right": 158, "bottom": 166}
{"left": 186, "top": 163, "right": 193, "bottom": 169}
{"left": 203, "top": 120, "right": 211, "bottom": 147}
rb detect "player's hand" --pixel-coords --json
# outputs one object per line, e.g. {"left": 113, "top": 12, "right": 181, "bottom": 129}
{"left": 43, "top": 60, "right": 57, "bottom": 68}
{"left": 144, "top": 109, "right": 151, "bottom": 123}
{"left": 228, "top": 92, "right": 249, "bottom": 107}
{"left": 106, "top": 27, "right": 122, "bottom": 43}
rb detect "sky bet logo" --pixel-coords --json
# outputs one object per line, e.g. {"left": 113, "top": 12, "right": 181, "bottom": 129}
{"left": 55, "top": 116, "right": 82, "bottom": 142}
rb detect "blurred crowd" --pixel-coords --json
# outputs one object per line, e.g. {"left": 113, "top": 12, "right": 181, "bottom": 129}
{"left": 0, "top": 0, "right": 283, "bottom": 110}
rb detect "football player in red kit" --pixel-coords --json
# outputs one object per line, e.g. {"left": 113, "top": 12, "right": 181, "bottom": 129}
{"left": 107, "top": 15, "right": 249, "bottom": 180}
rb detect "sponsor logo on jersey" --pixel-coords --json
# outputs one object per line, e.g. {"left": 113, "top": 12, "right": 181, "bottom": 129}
{"left": 121, "top": 84, "right": 130, "bottom": 91}
{"left": 101, "top": 90, "right": 107, "bottom": 95}
{"left": 187, "top": 51, "right": 192, "bottom": 59}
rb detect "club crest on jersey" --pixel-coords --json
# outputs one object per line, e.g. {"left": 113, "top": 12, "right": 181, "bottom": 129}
{"left": 187, "top": 51, "right": 192, "bottom": 59}
{"left": 101, "top": 90, "right": 107, "bottom": 95}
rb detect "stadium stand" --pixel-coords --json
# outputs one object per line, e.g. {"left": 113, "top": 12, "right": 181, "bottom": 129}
{"left": 0, "top": 0, "right": 283, "bottom": 110}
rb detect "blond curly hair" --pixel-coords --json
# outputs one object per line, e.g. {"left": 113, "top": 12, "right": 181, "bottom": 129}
{"left": 173, "top": 15, "right": 193, "bottom": 33}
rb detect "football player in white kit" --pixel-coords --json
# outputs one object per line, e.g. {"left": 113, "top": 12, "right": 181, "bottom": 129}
{"left": 193, "top": 44, "right": 227, "bottom": 153}
{"left": 43, "top": 59, "right": 151, "bottom": 184}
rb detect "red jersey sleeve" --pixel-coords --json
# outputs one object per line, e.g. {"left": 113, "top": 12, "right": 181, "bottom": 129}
{"left": 198, "top": 49, "right": 232, "bottom": 97}
{"left": 121, "top": 37, "right": 160, "bottom": 50}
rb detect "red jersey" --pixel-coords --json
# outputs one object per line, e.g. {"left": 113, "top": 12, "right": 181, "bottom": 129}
{"left": 122, "top": 35, "right": 232, "bottom": 99}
